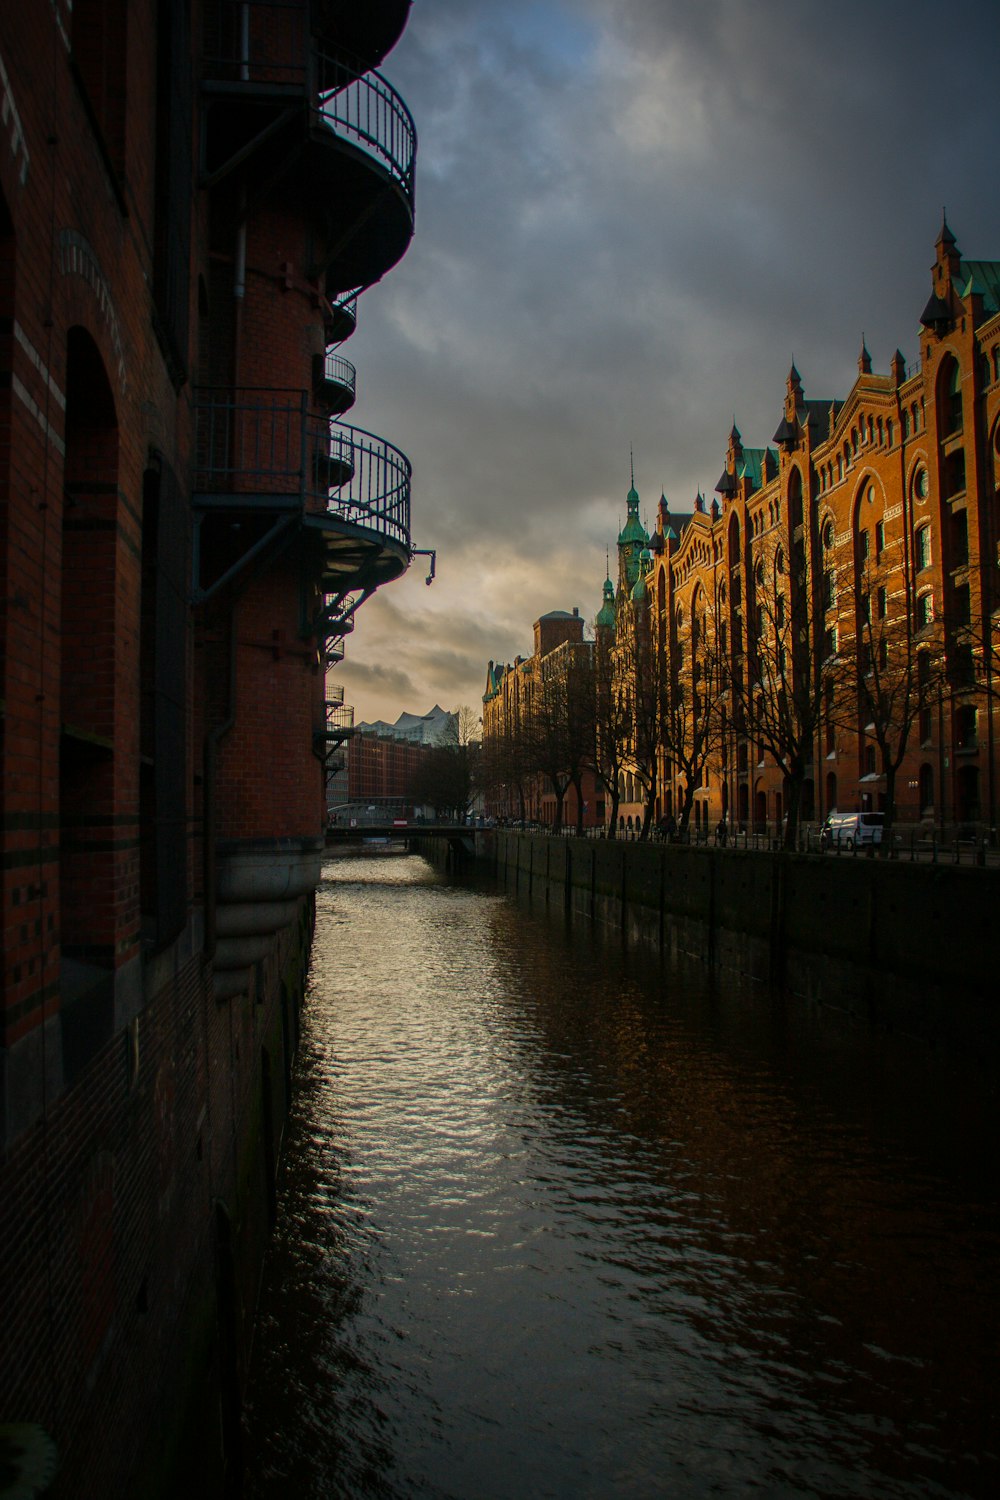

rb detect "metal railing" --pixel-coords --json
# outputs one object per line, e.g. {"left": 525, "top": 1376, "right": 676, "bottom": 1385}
{"left": 202, "top": 4, "right": 415, "bottom": 208}
{"left": 326, "top": 683, "right": 345, "bottom": 706}
{"left": 319, "top": 55, "right": 415, "bottom": 205}
{"left": 326, "top": 704, "right": 355, "bottom": 737}
{"left": 513, "top": 821, "right": 1000, "bottom": 867}
{"left": 330, "top": 289, "right": 358, "bottom": 323}
{"left": 323, "top": 352, "right": 357, "bottom": 398}
{"left": 193, "top": 388, "right": 411, "bottom": 552}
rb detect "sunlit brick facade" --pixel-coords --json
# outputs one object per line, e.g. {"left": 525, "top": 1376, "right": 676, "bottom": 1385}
{"left": 483, "top": 609, "right": 603, "bottom": 828}
{"left": 615, "top": 223, "right": 1000, "bottom": 839}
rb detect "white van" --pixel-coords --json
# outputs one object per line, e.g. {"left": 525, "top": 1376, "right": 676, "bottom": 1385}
{"left": 820, "top": 811, "right": 884, "bottom": 851}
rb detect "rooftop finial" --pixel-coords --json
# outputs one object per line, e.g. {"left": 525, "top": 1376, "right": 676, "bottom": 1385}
{"left": 630, "top": 446, "right": 634, "bottom": 491}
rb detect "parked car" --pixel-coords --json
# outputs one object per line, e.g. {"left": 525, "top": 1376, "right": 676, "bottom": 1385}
{"left": 820, "top": 811, "right": 884, "bottom": 851}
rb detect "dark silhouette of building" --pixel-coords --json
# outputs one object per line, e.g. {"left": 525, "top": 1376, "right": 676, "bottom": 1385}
{"left": 0, "top": 2, "right": 419, "bottom": 1492}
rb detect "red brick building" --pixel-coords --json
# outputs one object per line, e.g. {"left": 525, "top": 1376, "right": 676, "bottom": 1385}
{"left": 483, "top": 609, "right": 604, "bottom": 829}
{"left": 605, "top": 223, "right": 1000, "bottom": 841}
{"left": 0, "top": 2, "right": 418, "bottom": 1493}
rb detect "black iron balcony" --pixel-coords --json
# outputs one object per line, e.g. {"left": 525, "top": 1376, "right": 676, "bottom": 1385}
{"left": 193, "top": 388, "right": 411, "bottom": 587}
{"left": 326, "top": 288, "right": 359, "bottom": 343}
{"left": 313, "top": 351, "right": 357, "bottom": 416}
{"left": 326, "top": 703, "right": 355, "bottom": 739}
{"left": 202, "top": 6, "right": 415, "bottom": 287}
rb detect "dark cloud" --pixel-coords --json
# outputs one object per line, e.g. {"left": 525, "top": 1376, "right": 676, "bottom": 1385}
{"left": 338, "top": 0, "right": 1000, "bottom": 722}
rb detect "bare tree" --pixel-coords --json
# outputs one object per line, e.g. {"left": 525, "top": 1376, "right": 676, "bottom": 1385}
{"left": 615, "top": 599, "right": 661, "bottom": 840}
{"left": 452, "top": 703, "right": 481, "bottom": 747}
{"left": 734, "top": 528, "right": 841, "bottom": 849}
{"left": 524, "top": 641, "right": 595, "bottom": 833}
{"left": 838, "top": 540, "right": 947, "bottom": 853}
{"left": 593, "top": 623, "right": 627, "bottom": 836}
{"left": 658, "top": 592, "right": 727, "bottom": 834}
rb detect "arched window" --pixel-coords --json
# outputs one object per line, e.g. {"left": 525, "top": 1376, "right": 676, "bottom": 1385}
{"left": 915, "top": 590, "right": 933, "bottom": 629}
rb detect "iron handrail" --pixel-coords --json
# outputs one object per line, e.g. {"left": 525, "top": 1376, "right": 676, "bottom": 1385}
{"left": 192, "top": 388, "right": 411, "bottom": 552}
{"left": 323, "top": 352, "right": 357, "bottom": 394}
{"left": 318, "top": 57, "right": 416, "bottom": 204}
{"left": 201, "top": 4, "right": 415, "bottom": 204}
{"left": 327, "top": 704, "right": 355, "bottom": 733}
{"left": 327, "top": 289, "right": 359, "bottom": 334}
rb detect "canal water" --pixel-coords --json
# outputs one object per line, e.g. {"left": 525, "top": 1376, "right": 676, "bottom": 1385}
{"left": 243, "top": 851, "right": 999, "bottom": 1499}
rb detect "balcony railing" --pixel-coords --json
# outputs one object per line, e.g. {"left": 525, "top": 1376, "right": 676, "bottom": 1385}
{"left": 326, "top": 289, "right": 359, "bottom": 341}
{"left": 327, "top": 704, "right": 355, "bottom": 737}
{"left": 202, "top": 4, "right": 415, "bottom": 207}
{"left": 327, "top": 683, "right": 345, "bottom": 706}
{"left": 323, "top": 352, "right": 357, "bottom": 400}
{"left": 193, "top": 388, "right": 411, "bottom": 552}
{"left": 318, "top": 56, "right": 415, "bottom": 206}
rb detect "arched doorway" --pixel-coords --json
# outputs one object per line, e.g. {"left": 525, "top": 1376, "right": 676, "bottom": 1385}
{"left": 754, "top": 788, "right": 767, "bottom": 830}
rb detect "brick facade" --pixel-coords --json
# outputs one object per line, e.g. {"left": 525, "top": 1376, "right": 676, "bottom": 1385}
{"left": 0, "top": 3, "right": 416, "bottom": 1493}
{"left": 632, "top": 223, "right": 1000, "bottom": 840}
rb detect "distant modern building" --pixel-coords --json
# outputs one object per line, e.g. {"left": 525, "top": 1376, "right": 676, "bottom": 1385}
{"left": 337, "top": 706, "right": 458, "bottom": 812}
{"left": 355, "top": 704, "right": 457, "bottom": 745}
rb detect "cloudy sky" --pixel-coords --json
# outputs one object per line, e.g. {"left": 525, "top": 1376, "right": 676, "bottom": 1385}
{"left": 336, "top": 0, "right": 1000, "bottom": 727}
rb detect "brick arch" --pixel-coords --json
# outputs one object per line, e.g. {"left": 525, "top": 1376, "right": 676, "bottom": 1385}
{"left": 57, "top": 230, "right": 128, "bottom": 397}
{"left": 851, "top": 470, "right": 888, "bottom": 540}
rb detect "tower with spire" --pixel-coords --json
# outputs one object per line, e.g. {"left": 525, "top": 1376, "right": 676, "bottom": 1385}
{"left": 616, "top": 456, "right": 649, "bottom": 595}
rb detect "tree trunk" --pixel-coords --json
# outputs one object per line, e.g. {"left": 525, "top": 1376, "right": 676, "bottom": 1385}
{"left": 571, "top": 772, "right": 586, "bottom": 836}
{"left": 678, "top": 782, "right": 695, "bottom": 833}
{"left": 782, "top": 771, "right": 803, "bottom": 850}
{"left": 880, "top": 760, "right": 898, "bottom": 858}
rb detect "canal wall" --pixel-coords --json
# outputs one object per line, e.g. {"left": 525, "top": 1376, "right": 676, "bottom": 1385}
{"left": 487, "top": 833, "right": 998, "bottom": 1041}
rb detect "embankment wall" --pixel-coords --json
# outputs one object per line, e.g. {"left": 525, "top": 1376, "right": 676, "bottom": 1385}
{"left": 486, "top": 833, "right": 997, "bottom": 1042}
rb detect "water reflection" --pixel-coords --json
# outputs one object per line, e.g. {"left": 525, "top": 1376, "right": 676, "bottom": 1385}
{"left": 244, "top": 852, "right": 999, "bottom": 1499}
